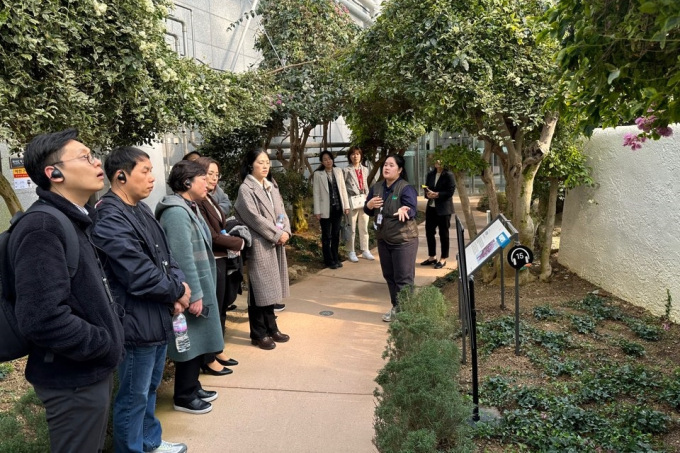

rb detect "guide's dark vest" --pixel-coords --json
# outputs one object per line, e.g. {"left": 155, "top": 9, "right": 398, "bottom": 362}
{"left": 373, "top": 179, "right": 418, "bottom": 245}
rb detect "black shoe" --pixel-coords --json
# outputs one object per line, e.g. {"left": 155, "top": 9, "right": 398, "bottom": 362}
{"left": 225, "top": 304, "right": 237, "bottom": 312}
{"left": 434, "top": 261, "right": 446, "bottom": 269}
{"left": 273, "top": 303, "right": 286, "bottom": 312}
{"left": 335, "top": 261, "right": 343, "bottom": 268}
{"left": 329, "top": 263, "right": 339, "bottom": 269}
{"left": 251, "top": 336, "right": 276, "bottom": 350}
{"left": 200, "top": 364, "right": 233, "bottom": 376}
{"left": 270, "top": 331, "right": 290, "bottom": 343}
{"left": 420, "top": 258, "right": 437, "bottom": 266}
{"left": 197, "top": 388, "right": 218, "bottom": 403}
{"left": 173, "top": 398, "right": 212, "bottom": 414}
{"left": 216, "top": 357, "right": 238, "bottom": 367}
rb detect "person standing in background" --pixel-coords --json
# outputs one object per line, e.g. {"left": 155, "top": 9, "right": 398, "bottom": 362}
{"left": 313, "top": 150, "right": 350, "bottom": 269}
{"left": 343, "top": 146, "right": 374, "bottom": 262}
{"left": 420, "top": 159, "right": 456, "bottom": 269}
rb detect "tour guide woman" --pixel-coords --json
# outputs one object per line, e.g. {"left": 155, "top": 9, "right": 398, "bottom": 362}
{"left": 364, "top": 154, "right": 419, "bottom": 322}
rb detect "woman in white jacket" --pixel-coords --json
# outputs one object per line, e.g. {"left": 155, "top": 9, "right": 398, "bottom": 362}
{"left": 313, "top": 150, "right": 349, "bottom": 269}
{"left": 343, "top": 146, "right": 374, "bottom": 262}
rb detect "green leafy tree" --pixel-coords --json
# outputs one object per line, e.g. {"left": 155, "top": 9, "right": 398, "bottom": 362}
{"left": 534, "top": 130, "right": 593, "bottom": 281}
{"left": 0, "top": 0, "right": 273, "bottom": 215}
{"left": 543, "top": 0, "right": 680, "bottom": 136}
{"left": 254, "top": 0, "right": 360, "bottom": 232}
{"left": 349, "top": 0, "right": 561, "bottom": 248}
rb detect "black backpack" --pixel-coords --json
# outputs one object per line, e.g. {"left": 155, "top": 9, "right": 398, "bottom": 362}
{"left": 0, "top": 202, "right": 79, "bottom": 362}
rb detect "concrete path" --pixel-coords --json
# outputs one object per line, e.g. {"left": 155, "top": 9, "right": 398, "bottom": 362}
{"left": 156, "top": 195, "right": 487, "bottom": 453}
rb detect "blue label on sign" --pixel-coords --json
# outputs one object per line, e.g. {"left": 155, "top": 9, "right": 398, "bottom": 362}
{"left": 495, "top": 232, "right": 510, "bottom": 248}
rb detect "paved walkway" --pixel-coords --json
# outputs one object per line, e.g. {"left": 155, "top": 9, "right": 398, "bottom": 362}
{"left": 156, "top": 195, "right": 487, "bottom": 453}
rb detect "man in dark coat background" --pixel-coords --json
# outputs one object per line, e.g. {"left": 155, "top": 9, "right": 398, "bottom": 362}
{"left": 11, "top": 129, "right": 125, "bottom": 452}
{"left": 92, "top": 147, "right": 191, "bottom": 453}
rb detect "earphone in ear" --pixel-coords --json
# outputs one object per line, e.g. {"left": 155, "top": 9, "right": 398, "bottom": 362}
{"left": 117, "top": 172, "right": 127, "bottom": 183}
{"left": 183, "top": 179, "right": 192, "bottom": 189}
{"left": 50, "top": 167, "right": 64, "bottom": 180}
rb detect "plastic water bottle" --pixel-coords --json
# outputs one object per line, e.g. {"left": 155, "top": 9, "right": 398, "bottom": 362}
{"left": 172, "top": 313, "right": 191, "bottom": 353}
{"left": 275, "top": 214, "right": 285, "bottom": 230}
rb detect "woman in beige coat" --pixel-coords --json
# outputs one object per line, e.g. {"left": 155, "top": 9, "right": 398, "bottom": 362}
{"left": 313, "top": 150, "right": 350, "bottom": 269}
{"left": 343, "top": 146, "right": 374, "bottom": 262}
{"left": 234, "top": 149, "right": 291, "bottom": 350}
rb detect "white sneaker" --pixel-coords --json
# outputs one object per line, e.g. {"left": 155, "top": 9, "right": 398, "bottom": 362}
{"left": 382, "top": 307, "right": 396, "bottom": 322}
{"left": 362, "top": 250, "right": 375, "bottom": 260}
{"left": 348, "top": 251, "right": 359, "bottom": 262}
{"left": 149, "top": 440, "right": 188, "bottom": 453}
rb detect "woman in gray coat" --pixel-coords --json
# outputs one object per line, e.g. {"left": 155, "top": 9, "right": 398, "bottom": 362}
{"left": 155, "top": 160, "right": 226, "bottom": 415}
{"left": 234, "top": 148, "right": 291, "bottom": 350}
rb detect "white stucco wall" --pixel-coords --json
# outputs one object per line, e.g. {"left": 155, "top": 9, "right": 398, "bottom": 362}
{"left": 559, "top": 125, "right": 680, "bottom": 323}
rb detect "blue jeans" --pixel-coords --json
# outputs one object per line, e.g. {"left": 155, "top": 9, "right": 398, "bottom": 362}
{"left": 114, "top": 345, "right": 167, "bottom": 453}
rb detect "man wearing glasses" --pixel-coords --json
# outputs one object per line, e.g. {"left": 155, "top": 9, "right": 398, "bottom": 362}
{"left": 10, "top": 129, "right": 125, "bottom": 452}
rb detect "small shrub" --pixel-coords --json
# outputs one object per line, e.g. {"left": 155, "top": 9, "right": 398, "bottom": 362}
{"left": 530, "top": 329, "right": 573, "bottom": 353}
{"left": 0, "top": 363, "right": 13, "bottom": 380}
{"left": 532, "top": 305, "right": 559, "bottom": 321}
{"left": 570, "top": 314, "right": 597, "bottom": 334}
{"left": 374, "top": 286, "right": 474, "bottom": 453}
{"left": 573, "top": 294, "right": 624, "bottom": 321}
{"left": 625, "top": 319, "right": 663, "bottom": 341}
{"left": 476, "top": 191, "right": 507, "bottom": 213}
{"left": 477, "top": 316, "right": 526, "bottom": 355}
{"left": 619, "top": 339, "right": 645, "bottom": 357}
{"left": 480, "top": 376, "right": 515, "bottom": 407}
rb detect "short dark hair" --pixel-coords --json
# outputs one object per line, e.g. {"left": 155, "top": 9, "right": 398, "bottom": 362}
{"left": 182, "top": 151, "right": 202, "bottom": 161}
{"left": 315, "top": 150, "right": 335, "bottom": 172}
{"left": 194, "top": 156, "right": 219, "bottom": 174}
{"left": 24, "top": 128, "right": 79, "bottom": 190}
{"left": 347, "top": 146, "right": 363, "bottom": 161}
{"left": 385, "top": 154, "right": 408, "bottom": 182}
{"left": 104, "top": 146, "right": 150, "bottom": 182}
{"left": 240, "top": 148, "right": 271, "bottom": 182}
{"left": 167, "top": 160, "right": 207, "bottom": 193}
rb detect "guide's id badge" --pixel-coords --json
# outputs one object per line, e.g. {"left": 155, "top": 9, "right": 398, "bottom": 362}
{"left": 374, "top": 207, "right": 383, "bottom": 230}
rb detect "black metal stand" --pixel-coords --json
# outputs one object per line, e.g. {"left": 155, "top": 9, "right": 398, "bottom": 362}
{"left": 469, "top": 277, "right": 480, "bottom": 422}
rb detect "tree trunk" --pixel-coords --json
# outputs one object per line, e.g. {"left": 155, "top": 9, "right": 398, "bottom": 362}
{"left": 539, "top": 178, "right": 559, "bottom": 282}
{"left": 453, "top": 171, "right": 477, "bottom": 241}
{"left": 480, "top": 140, "right": 499, "bottom": 218}
{"left": 516, "top": 112, "right": 559, "bottom": 247}
{"left": 0, "top": 174, "right": 23, "bottom": 216}
{"left": 291, "top": 197, "right": 307, "bottom": 233}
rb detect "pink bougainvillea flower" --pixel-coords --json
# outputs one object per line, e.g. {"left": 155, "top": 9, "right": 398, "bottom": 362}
{"left": 656, "top": 126, "right": 673, "bottom": 137}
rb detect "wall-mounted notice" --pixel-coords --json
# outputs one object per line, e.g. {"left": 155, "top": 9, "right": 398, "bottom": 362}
{"left": 464, "top": 218, "right": 511, "bottom": 276}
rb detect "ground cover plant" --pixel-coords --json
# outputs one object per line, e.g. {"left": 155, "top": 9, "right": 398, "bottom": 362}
{"left": 441, "top": 259, "right": 680, "bottom": 452}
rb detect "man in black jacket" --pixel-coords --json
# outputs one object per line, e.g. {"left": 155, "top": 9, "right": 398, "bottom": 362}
{"left": 92, "top": 147, "right": 191, "bottom": 453}
{"left": 11, "top": 129, "right": 125, "bottom": 452}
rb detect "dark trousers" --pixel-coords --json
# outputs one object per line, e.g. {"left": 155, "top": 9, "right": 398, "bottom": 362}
{"left": 425, "top": 206, "right": 451, "bottom": 259}
{"left": 377, "top": 238, "right": 419, "bottom": 307}
{"left": 174, "top": 355, "right": 203, "bottom": 405}
{"left": 215, "top": 258, "right": 242, "bottom": 331}
{"left": 320, "top": 207, "right": 343, "bottom": 266}
{"left": 33, "top": 373, "right": 114, "bottom": 453}
{"left": 247, "top": 281, "right": 279, "bottom": 340}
